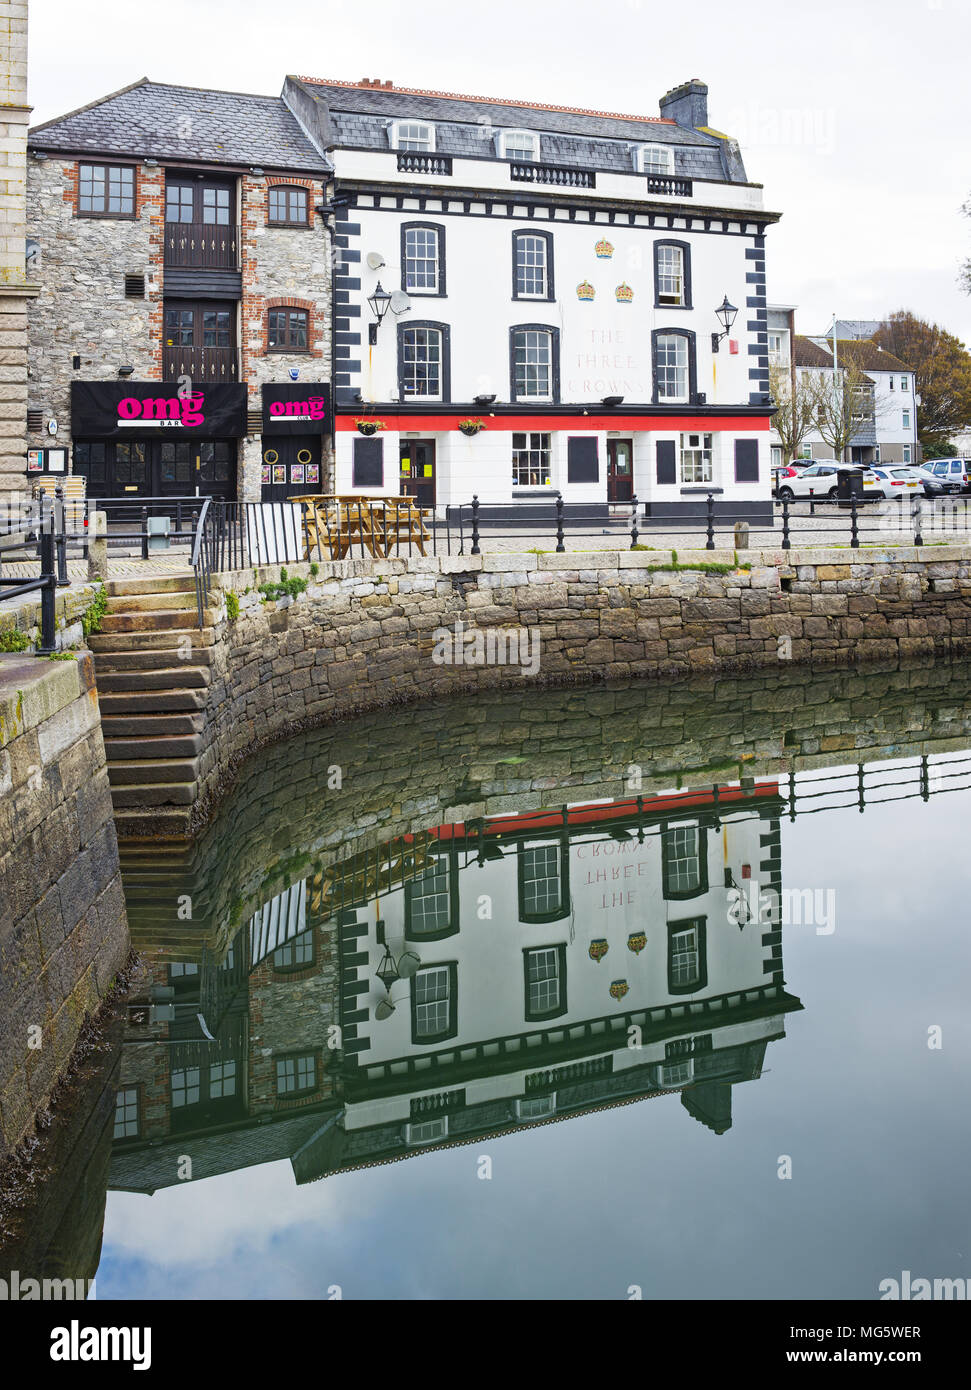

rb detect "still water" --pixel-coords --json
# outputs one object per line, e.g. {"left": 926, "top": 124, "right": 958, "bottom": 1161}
{"left": 5, "top": 660, "right": 971, "bottom": 1300}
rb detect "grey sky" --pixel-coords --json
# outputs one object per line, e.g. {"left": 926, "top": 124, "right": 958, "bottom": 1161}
{"left": 28, "top": 0, "right": 971, "bottom": 348}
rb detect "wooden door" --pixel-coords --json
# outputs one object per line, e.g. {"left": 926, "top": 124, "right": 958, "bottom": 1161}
{"left": 400, "top": 440, "right": 436, "bottom": 508}
{"left": 607, "top": 439, "right": 633, "bottom": 503}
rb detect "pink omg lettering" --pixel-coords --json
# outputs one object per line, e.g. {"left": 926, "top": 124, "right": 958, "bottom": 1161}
{"left": 269, "top": 397, "right": 328, "bottom": 420}
{"left": 117, "top": 394, "right": 206, "bottom": 427}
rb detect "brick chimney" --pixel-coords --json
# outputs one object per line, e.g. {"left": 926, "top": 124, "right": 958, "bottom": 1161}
{"left": 659, "top": 79, "right": 708, "bottom": 129}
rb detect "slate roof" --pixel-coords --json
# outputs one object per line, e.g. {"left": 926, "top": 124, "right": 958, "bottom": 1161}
{"left": 292, "top": 77, "right": 742, "bottom": 183}
{"left": 28, "top": 79, "right": 331, "bottom": 174}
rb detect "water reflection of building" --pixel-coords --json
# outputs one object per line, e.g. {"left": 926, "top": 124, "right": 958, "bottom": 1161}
{"left": 109, "top": 783, "right": 802, "bottom": 1192}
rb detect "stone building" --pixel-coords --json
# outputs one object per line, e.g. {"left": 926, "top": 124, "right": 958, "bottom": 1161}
{"left": 25, "top": 80, "right": 332, "bottom": 502}
{"left": 0, "top": 0, "right": 37, "bottom": 496}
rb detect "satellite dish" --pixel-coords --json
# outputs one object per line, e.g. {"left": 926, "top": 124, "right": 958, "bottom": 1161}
{"left": 390, "top": 290, "right": 412, "bottom": 316}
{"left": 366, "top": 251, "right": 386, "bottom": 270}
{"left": 375, "top": 998, "right": 396, "bottom": 1021}
{"left": 397, "top": 951, "right": 421, "bottom": 980}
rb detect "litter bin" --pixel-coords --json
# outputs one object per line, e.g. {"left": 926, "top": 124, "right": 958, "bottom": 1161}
{"left": 836, "top": 466, "right": 865, "bottom": 508}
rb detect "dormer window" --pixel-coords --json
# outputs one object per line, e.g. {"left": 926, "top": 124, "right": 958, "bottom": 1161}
{"left": 501, "top": 129, "right": 539, "bottom": 163}
{"left": 391, "top": 120, "right": 435, "bottom": 152}
{"left": 636, "top": 143, "right": 674, "bottom": 176}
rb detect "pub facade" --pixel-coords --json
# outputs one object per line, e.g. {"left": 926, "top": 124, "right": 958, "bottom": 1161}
{"left": 25, "top": 79, "right": 333, "bottom": 503}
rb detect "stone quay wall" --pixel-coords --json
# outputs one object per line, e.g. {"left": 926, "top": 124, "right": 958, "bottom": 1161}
{"left": 180, "top": 544, "right": 971, "bottom": 829}
{"left": 0, "top": 653, "right": 129, "bottom": 1155}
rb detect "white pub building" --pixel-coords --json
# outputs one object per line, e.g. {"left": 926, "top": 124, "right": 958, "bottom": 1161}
{"left": 287, "top": 75, "right": 780, "bottom": 523}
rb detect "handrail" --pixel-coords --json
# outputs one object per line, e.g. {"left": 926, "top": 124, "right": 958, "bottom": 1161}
{"left": 190, "top": 495, "right": 213, "bottom": 571}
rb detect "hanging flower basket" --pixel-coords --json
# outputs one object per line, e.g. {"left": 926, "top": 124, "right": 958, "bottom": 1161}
{"left": 458, "top": 418, "right": 486, "bottom": 437}
{"left": 355, "top": 418, "right": 386, "bottom": 436}
{"left": 589, "top": 939, "right": 609, "bottom": 964}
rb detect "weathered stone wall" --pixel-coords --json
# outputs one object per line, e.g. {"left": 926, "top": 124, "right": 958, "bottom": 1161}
{"left": 169, "top": 545, "right": 971, "bottom": 837}
{"left": 117, "top": 653, "right": 971, "bottom": 959}
{"left": 0, "top": 653, "right": 129, "bottom": 1155}
{"left": 0, "top": 575, "right": 103, "bottom": 651}
{"left": 0, "top": 0, "right": 37, "bottom": 494}
{"left": 25, "top": 157, "right": 164, "bottom": 465}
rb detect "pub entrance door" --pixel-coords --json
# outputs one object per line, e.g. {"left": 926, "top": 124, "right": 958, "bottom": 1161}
{"left": 606, "top": 439, "right": 634, "bottom": 503}
{"left": 399, "top": 440, "right": 436, "bottom": 508}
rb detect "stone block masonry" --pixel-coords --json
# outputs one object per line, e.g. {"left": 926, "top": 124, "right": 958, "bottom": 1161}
{"left": 127, "top": 542, "right": 971, "bottom": 839}
{"left": 0, "top": 652, "right": 129, "bottom": 1154}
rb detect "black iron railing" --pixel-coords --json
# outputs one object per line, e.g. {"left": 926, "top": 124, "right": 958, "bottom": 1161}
{"left": 0, "top": 492, "right": 64, "bottom": 651}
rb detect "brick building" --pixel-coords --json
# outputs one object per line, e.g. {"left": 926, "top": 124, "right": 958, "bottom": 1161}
{"left": 25, "top": 80, "right": 332, "bottom": 502}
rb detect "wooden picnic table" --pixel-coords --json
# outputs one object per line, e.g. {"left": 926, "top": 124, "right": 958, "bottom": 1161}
{"left": 292, "top": 494, "right": 430, "bottom": 559}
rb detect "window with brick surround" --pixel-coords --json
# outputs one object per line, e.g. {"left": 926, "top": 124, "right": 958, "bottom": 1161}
{"left": 268, "top": 185, "right": 309, "bottom": 227}
{"left": 78, "top": 163, "right": 135, "bottom": 217}
{"left": 268, "top": 307, "right": 309, "bottom": 352}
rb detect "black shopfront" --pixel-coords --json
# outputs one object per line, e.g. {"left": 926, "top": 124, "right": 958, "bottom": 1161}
{"left": 260, "top": 383, "right": 331, "bottom": 502}
{"left": 70, "top": 382, "right": 246, "bottom": 504}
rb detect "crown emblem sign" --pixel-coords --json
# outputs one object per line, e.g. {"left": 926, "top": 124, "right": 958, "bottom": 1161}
{"left": 576, "top": 280, "right": 596, "bottom": 301}
{"left": 595, "top": 239, "right": 614, "bottom": 258}
{"left": 615, "top": 282, "right": 634, "bottom": 303}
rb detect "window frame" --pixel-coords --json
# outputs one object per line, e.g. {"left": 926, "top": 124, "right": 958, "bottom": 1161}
{"left": 78, "top": 161, "right": 136, "bottom": 219}
{"left": 397, "top": 319, "right": 450, "bottom": 401}
{"left": 509, "top": 323, "right": 560, "bottom": 403}
{"left": 511, "top": 229, "right": 554, "bottom": 302}
{"left": 501, "top": 128, "right": 540, "bottom": 162}
{"left": 410, "top": 962, "right": 458, "bottom": 1045}
{"left": 113, "top": 1086, "right": 140, "bottom": 1141}
{"left": 274, "top": 1050, "right": 319, "bottom": 1098}
{"left": 267, "top": 305, "right": 310, "bottom": 353}
{"left": 517, "top": 839, "right": 570, "bottom": 923}
{"left": 400, "top": 221, "right": 446, "bottom": 297}
{"left": 680, "top": 431, "right": 714, "bottom": 485}
{"left": 635, "top": 143, "right": 674, "bottom": 176}
{"left": 390, "top": 119, "right": 436, "bottom": 152}
{"left": 652, "top": 327, "right": 697, "bottom": 405}
{"left": 523, "top": 944, "right": 568, "bottom": 1022}
{"left": 267, "top": 184, "right": 310, "bottom": 228}
{"left": 404, "top": 846, "right": 460, "bottom": 941}
{"left": 661, "top": 823, "right": 709, "bottom": 900}
{"left": 653, "top": 239, "right": 692, "bottom": 310}
{"left": 512, "top": 430, "right": 553, "bottom": 488}
{"left": 272, "top": 927, "right": 316, "bottom": 973}
{"left": 667, "top": 916, "right": 708, "bottom": 996}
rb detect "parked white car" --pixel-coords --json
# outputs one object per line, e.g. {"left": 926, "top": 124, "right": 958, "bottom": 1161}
{"left": 869, "top": 466, "right": 924, "bottom": 501}
{"left": 775, "top": 462, "right": 880, "bottom": 501}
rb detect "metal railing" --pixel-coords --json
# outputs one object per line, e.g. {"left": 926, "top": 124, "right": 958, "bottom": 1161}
{"left": 440, "top": 490, "right": 971, "bottom": 555}
{"left": 0, "top": 493, "right": 62, "bottom": 651}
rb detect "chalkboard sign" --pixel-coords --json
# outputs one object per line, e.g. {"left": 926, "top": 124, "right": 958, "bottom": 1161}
{"left": 734, "top": 439, "right": 759, "bottom": 483}
{"left": 567, "top": 436, "right": 599, "bottom": 484}
{"left": 656, "top": 440, "right": 676, "bottom": 485}
{"left": 352, "top": 436, "right": 384, "bottom": 488}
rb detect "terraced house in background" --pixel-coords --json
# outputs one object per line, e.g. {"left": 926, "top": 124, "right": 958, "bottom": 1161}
{"left": 20, "top": 72, "right": 779, "bottom": 520}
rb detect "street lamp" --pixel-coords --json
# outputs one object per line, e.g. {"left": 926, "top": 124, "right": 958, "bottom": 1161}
{"left": 367, "top": 281, "right": 393, "bottom": 345}
{"left": 711, "top": 296, "right": 738, "bottom": 353}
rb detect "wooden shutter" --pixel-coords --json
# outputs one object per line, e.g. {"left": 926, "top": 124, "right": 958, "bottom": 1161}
{"left": 734, "top": 439, "right": 759, "bottom": 483}
{"left": 352, "top": 436, "right": 384, "bottom": 488}
{"left": 656, "top": 440, "right": 676, "bottom": 485}
{"left": 567, "top": 436, "right": 599, "bottom": 483}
